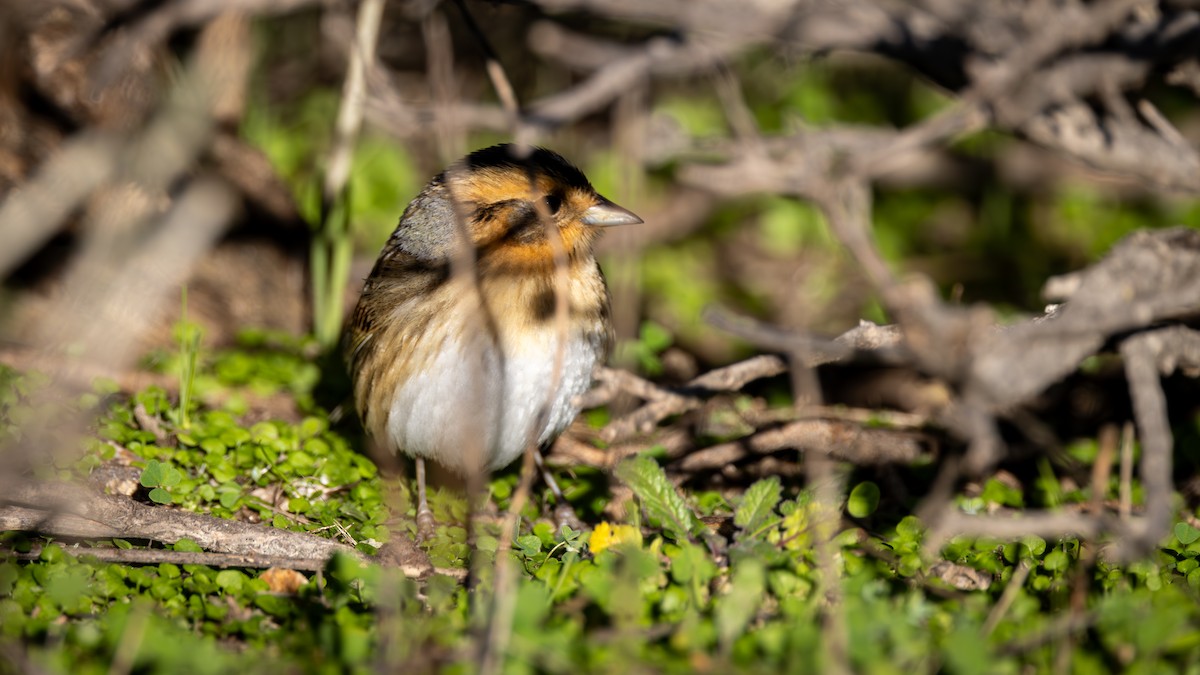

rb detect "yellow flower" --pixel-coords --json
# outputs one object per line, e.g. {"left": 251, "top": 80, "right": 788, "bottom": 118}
{"left": 588, "top": 521, "right": 642, "bottom": 554}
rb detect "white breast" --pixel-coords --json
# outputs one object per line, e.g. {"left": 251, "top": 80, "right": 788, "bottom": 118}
{"left": 384, "top": 319, "right": 602, "bottom": 474}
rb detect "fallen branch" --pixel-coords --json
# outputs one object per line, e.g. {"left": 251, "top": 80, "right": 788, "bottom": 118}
{"left": 0, "top": 480, "right": 465, "bottom": 579}
{"left": 4, "top": 544, "right": 338, "bottom": 573}
{"left": 674, "top": 419, "right": 927, "bottom": 473}
{"left": 1, "top": 481, "right": 358, "bottom": 561}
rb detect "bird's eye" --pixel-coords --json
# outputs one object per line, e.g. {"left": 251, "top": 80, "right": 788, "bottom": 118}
{"left": 543, "top": 193, "right": 563, "bottom": 215}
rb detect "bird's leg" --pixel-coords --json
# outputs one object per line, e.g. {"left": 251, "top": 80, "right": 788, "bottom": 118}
{"left": 415, "top": 457, "right": 437, "bottom": 541}
{"left": 534, "top": 448, "right": 584, "bottom": 532}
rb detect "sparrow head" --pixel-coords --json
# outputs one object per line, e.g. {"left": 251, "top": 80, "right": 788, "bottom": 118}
{"left": 391, "top": 144, "right": 641, "bottom": 271}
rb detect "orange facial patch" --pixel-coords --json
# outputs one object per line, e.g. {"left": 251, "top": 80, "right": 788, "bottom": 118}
{"left": 444, "top": 166, "right": 602, "bottom": 273}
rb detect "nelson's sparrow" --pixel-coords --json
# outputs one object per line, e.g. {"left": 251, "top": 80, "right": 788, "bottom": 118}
{"left": 344, "top": 144, "right": 641, "bottom": 537}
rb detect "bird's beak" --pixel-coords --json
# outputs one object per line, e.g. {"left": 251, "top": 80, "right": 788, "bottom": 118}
{"left": 581, "top": 197, "right": 643, "bottom": 227}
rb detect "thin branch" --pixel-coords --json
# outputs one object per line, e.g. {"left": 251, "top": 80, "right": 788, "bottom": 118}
{"left": 982, "top": 562, "right": 1032, "bottom": 636}
{"left": 2, "top": 545, "right": 334, "bottom": 574}
{"left": 450, "top": 0, "right": 521, "bottom": 137}
{"left": 323, "top": 0, "right": 385, "bottom": 204}
{"left": 673, "top": 419, "right": 927, "bottom": 473}
{"left": 1, "top": 482, "right": 361, "bottom": 563}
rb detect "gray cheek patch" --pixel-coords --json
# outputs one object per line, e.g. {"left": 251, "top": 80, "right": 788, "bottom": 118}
{"left": 393, "top": 190, "right": 459, "bottom": 261}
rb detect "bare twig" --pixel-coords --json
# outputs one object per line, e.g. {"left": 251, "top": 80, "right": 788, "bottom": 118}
{"left": 3, "top": 545, "right": 326, "bottom": 574}
{"left": 450, "top": 0, "right": 522, "bottom": 143}
{"left": 0, "top": 482, "right": 360, "bottom": 563}
{"left": 928, "top": 510, "right": 1112, "bottom": 552}
{"left": 0, "top": 134, "right": 119, "bottom": 278}
{"left": 1089, "top": 424, "right": 1118, "bottom": 514}
{"left": 1119, "top": 421, "right": 1135, "bottom": 520}
{"left": 982, "top": 561, "right": 1032, "bottom": 636}
{"left": 674, "top": 420, "right": 926, "bottom": 473}
{"left": 1115, "top": 326, "right": 1200, "bottom": 558}
{"left": 594, "top": 355, "right": 788, "bottom": 443}
{"left": 323, "top": 0, "right": 385, "bottom": 204}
